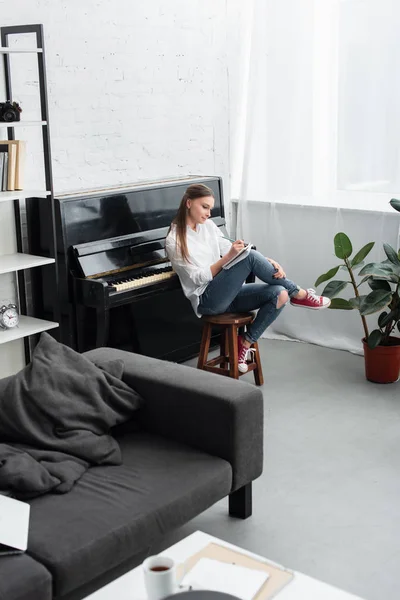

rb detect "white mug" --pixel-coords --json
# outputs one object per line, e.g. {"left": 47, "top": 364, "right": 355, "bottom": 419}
{"left": 143, "top": 555, "right": 184, "bottom": 600}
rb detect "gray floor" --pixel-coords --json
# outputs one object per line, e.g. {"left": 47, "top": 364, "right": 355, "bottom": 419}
{"left": 151, "top": 339, "right": 400, "bottom": 600}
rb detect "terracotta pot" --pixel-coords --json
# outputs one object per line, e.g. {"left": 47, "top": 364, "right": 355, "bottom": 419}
{"left": 362, "top": 337, "right": 400, "bottom": 383}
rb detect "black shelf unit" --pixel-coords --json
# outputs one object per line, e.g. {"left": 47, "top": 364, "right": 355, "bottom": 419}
{"left": 0, "top": 23, "right": 59, "bottom": 362}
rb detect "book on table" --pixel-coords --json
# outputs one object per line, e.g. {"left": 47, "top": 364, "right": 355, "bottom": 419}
{"left": 182, "top": 542, "right": 294, "bottom": 600}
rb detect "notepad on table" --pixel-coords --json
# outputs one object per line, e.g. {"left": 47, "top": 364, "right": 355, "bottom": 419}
{"left": 181, "top": 557, "right": 269, "bottom": 600}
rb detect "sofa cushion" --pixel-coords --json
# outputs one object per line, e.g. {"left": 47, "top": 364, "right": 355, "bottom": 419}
{"left": 0, "top": 554, "right": 52, "bottom": 600}
{"left": 26, "top": 432, "right": 232, "bottom": 597}
{"left": 0, "top": 333, "right": 143, "bottom": 497}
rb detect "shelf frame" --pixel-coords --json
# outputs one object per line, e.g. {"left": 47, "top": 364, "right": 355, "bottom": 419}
{"left": 0, "top": 252, "right": 55, "bottom": 275}
{"left": 1, "top": 24, "right": 59, "bottom": 362}
{"left": 0, "top": 316, "right": 58, "bottom": 345}
{"left": 0, "top": 190, "right": 50, "bottom": 203}
{"left": 0, "top": 47, "right": 43, "bottom": 53}
{"left": 0, "top": 121, "right": 47, "bottom": 128}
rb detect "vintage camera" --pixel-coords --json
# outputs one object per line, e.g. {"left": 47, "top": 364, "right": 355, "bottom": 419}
{"left": 0, "top": 100, "right": 22, "bottom": 122}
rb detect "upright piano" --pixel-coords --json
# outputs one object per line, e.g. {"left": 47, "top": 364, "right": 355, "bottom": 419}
{"left": 27, "top": 176, "right": 227, "bottom": 362}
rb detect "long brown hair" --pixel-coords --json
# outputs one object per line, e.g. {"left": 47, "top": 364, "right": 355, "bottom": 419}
{"left": 168, "top": 183, "right": 214, "bottom": 262}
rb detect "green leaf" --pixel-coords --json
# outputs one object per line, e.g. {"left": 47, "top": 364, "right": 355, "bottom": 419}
{"left": 379, "top": 310, "right": 398, "bottom": 328}
{"left": 359, "top": 262, "right": 397, "bottom": 279}
{"left": 378, "top": 311, "right": 390, "bottom": 328}
{"left": 374, "top": 274, "right": 400, "bottom": 284}
{"left": 358, "top": 275, "right": 371, "bottom": 287}
{"left": 359, "top": 290, "right": 392, "bottom": 316}
{"left": 390, "top": 198, "right": 400, "bottom": 213}
{"left": 321, "top": 280, "right": 349, "bottom": 299}
{"left": 383, "top": 243, "right": 400, "bottom": 266}
{"left": 349, "top": 296, "right": 367, "bottom": 309}
{"left": 367, "top": 329, "right": 383, "bottom": 349}
{"left": 351, "top": 242, "right": 375, "bottom": 267}
{"left": 329, "top": 298, "right": 354, "bottom": 310}
{"left": 334, "top": 233, "right": 353, "bottom": 260}
{"left": 314, "top": 266, "right": 341, "bottom": 288}
{"left": 368, "top": 278, "right": 392, "bottom": 292}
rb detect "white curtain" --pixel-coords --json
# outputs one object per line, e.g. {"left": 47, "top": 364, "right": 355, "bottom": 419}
{"left": 230, "top": 0, "right": 400, "bottom": 353}
{"left": 338, "top": 0, "right": 400, "bottom": 193}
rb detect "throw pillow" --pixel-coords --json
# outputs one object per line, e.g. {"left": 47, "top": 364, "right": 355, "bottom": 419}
{"left": 0, "top": 332, "right": 142, "bottom": 465}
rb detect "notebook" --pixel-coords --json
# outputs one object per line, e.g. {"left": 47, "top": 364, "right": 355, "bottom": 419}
{"left": 0, "top": 495, "right": 30, "bottom": 556}
{"left": 181, "top": 557, "right": 269, "bottom": 600}
{"left": 223, "top": 243, "right": 253, "bottom": 270}
{"left": 183, "top": 542, "right": 294, "bottom": 600}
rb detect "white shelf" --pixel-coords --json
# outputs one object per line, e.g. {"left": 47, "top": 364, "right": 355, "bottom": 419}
{"left": 0, "top": 316, "right": 58, "bottom": 344}
{"left": 0, "top": 121, "right": 46, "bottom": 128}
{"left": 0, "top": 253, "right": 55, "bottom": 275}
{"left": 0, "top": 190, "right": 50, "bottom": 203}
{"left": 0, "top": 47, "right": 43, "bottom": 53}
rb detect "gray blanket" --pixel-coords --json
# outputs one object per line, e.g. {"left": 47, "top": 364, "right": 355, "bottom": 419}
{"left": 0, "top": 333, "right": 142, "bottom": 498}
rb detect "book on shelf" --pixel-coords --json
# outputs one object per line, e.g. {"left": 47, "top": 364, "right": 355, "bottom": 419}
{"left": 0, "top": 144, "right": 8, "bottom": 191}
{"left": 0, "top": 152, "right": 4, "bottom": 189}
{"left": 0, "top": 140, "right": 26, "bottom": 192}
{"left": 14, "top": 140, "right": 26, "bottom": 190}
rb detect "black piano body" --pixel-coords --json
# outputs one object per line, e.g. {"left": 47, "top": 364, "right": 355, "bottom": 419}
{"left": 27, "top": 175, "right": 228, "bottom": 362}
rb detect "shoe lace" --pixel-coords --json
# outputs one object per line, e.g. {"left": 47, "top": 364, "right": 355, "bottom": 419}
{"left": 306, "top": 288, "right": 320, "bottom": 305}
{"left": 238, "top": 345, "right": 248, "bottom": 363}
{"left": 238, "top": 346, "right": 256, "bottom": 364}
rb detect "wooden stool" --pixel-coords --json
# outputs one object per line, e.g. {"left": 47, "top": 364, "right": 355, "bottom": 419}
{"left": 197, "top": 313, "right": 264, "bottom": 385}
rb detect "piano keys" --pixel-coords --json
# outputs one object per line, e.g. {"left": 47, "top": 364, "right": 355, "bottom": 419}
{"left": 27, "top": 176, "right": 230, "bottom": 362}
{"left": 107, "top": 267, "right": 176, "bottom": 292}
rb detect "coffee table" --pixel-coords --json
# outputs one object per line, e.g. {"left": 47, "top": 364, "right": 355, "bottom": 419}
{"left": 83, "top": 530, "right": 365, "bottom": 600}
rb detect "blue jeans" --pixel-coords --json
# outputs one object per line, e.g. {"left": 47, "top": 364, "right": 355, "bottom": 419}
{"left": 198, "top": 250, "right": 300, "bottom": 343}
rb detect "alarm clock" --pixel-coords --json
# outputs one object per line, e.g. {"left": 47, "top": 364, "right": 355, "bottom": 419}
{"left": 0, "top": 304, "right": 19, "bottom": 330}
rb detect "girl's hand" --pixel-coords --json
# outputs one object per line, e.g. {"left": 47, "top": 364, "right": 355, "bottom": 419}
{"left": 227, "top": 239, "right": 245, "bottom": 260}
{"left": 268, "top": 258, "right": 286, "bottom": 278}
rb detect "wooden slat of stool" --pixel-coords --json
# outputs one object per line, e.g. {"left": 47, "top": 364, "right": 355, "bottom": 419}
{"left": 202, "top": 313, "right": 254, "bottom": 327}
{"left": 203, "top": 364, "right": 231, "bottom": 377}
{"left": 253, "top": 340, "right": 264, "bottom": 385}
{"left": 220, "top": 328, "right": 229, "bottom": 370}
{"left": 197, "top": 321, "right": 212, "bottom": 370}
{"left": 227, "top": 323, "right": 239, "bottom": 379}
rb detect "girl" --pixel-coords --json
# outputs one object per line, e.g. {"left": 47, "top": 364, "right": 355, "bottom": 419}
{"left": 166, "top": 184, "right": 330, "bottom": 373}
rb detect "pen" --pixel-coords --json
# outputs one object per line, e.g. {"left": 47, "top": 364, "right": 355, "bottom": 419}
{"left": 222, "top": 235, "right": 249, "bottom": 245}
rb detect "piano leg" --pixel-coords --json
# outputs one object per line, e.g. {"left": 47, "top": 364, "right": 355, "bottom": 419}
{"left": 76, "top": 304, "right": 87, "bottom": 353}
{"left": 96, "top": 307, "right": 110, "bottom": 348}
{"left": 128, "top": 304, "right": 142, "bottom": 353}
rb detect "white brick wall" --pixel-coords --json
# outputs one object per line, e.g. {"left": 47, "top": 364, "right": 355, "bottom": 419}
{"left": 0, "top": 0, "right": 241, "bottom": 376}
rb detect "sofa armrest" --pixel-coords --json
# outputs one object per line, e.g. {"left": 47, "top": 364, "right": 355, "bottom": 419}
{"left": 84, "top": 348, "right": 263, "bottom": 491}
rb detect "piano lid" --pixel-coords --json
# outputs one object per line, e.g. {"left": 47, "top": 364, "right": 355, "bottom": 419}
{"left": 54, "top": 176, "right": 224, "bottom": 250}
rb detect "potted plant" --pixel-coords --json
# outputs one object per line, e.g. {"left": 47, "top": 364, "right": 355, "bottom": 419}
{"left": 315, "top": 204, "right": 400, "bottom": 383}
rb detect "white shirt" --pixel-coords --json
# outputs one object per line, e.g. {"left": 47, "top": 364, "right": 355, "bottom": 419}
{"left": 165, "top": 219, "right": 232, "bottom": 317}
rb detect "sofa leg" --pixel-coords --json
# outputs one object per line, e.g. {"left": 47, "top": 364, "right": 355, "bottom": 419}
{"left": 229, "top": 482, "right": 252, "bottom": 519}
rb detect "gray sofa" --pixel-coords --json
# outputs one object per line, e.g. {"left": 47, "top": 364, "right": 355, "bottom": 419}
{"left": 0, "top": 347, "right": 263, "bottom": 600}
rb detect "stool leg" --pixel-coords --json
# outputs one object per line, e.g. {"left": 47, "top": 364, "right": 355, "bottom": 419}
{"left": 197, "top": 323, "right": 212, "bottom": 370}
{"left": 227, "top": 324, "right": 239, "bottom": 379}
{"left": 220, "top": 328, "right": 229, "bottom": 371}
{"left": 253, "top": 341, "right": 264, "bottom": 386}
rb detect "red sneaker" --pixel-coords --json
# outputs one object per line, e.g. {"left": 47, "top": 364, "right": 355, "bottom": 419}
{"left": 290, "top": 288, "right": 331, "bottom": 310}
{"left": 237, "top": 336, "right": 255, "bottom": 374}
